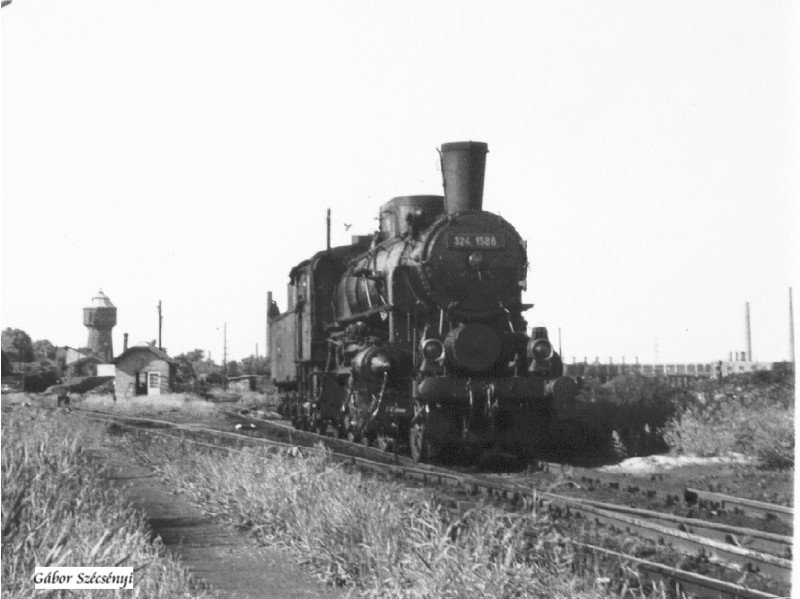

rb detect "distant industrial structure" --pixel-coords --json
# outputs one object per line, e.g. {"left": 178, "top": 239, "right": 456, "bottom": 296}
{"left": 745, "top": 301, "right": 752, "bottom": 362}
{"left": 790, "top": 287, "right": 795, "bottom": 364}
{"left": 83, "top": 290, "right": 116, "bottom": 362}
{"left": 565, "top": 291, "right": 796, "bottom": 384}
{"left": 565, "top": 355, "right": 779, "bottom": 383}
{"left": 52, "top": 291, "right": 117, "bottom": 371}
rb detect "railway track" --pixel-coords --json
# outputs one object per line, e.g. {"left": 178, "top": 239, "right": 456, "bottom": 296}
{"left": 684, "top": 488, "right": 793, "bottom": 528}
{"left": 31, "top": 404, "right": 788, "bottom": 599}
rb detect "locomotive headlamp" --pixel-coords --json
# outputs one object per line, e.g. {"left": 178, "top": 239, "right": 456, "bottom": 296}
{"left": 421, "top": 338, "right": 445, "bottom": 361}
{"left": 528, "top": 338, "right": 554, "bottom": 362}
{"left": 468, "top": 252, "right": 483, "bottom": 269}
{"left": 369, "top": 353, "right": 392, "bottom": 375}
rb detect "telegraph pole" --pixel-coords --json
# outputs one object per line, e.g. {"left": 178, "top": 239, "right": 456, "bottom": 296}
{"left": 222, "top": 322, "right": 228, "bottom": 389}
{"left": 157, "top": 300, "right": 163, "bottom": 351}
{"left": 326, "top": 208, "right": 331, "bottom": 250}
{"left": 266, "top": 291, "right": 272, "bottom": 362}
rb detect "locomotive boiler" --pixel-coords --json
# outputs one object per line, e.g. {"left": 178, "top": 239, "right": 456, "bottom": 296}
{"left": 269, "top": 141, "right": 577, "bottom": 462}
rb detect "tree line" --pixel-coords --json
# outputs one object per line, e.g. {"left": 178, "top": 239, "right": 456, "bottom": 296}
{"left": 1, "top": 327, "right": 270, "bottom": 387}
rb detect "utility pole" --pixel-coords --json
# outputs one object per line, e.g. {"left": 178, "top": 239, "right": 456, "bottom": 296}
{"left": 266, "top": 291, "right": 272, "bottom": 362}
{"left": 157, "top": 300, "right": 163, "bottom": 351}
{"left": 558, "top": 327, "right": 562, "bottom": 356}
{"left": 222, "top": 322, "right": 228, "bottom": 389}
{"left": 326, "top": 208, "right": 331, "bottom": 250}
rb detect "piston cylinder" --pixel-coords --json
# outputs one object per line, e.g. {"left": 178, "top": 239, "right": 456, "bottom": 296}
{"left": 352, "top": 346, "right": 410, "bottom": 382}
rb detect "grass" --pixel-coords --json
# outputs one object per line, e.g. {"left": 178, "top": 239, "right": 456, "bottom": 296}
{"left": 1, "top": 408, "right": 210, "bottom": 598}
{"left": 233, "top": 385, "right": 282, "bottom": 412}
{"left": 127, "top": 433, "right": 665, "bottom": 599}
{"left": 662, "top": 376, "right": 794, "bottom": 469}
{"left": 79, "top": 392, "right": 220, "bottom": 420}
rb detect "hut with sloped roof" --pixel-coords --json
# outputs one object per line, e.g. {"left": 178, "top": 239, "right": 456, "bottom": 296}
{"left": 113, "top": 345, "right": 177, "bottom": 397}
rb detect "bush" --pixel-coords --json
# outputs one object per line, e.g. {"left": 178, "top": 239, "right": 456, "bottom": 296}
{"left": 21, "top": 369, "right": 59, "bottom": 392}
{"left": 662, "top": 379, "right": 794, "bottom": 469}
{"left": 744, "top": 406, "right": 794, "bottom": 469}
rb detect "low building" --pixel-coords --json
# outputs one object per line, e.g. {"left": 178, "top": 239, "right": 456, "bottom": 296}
{"left": 113, "top": 345, "right": 177, "bottom": 397}
{"left": 67, "top": 355, "right": 104, "bottom": 378}
{"left": 56, "top": 346, "right": 91, "bottom": 366}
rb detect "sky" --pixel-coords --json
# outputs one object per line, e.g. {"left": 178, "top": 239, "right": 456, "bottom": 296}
{"left": 1, "top": 1, "right": 797, "bottom": 364}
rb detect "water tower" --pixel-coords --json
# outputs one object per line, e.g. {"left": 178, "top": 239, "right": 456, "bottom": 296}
{"left": 83, "top": 290, "right": 116, "bottom": 362}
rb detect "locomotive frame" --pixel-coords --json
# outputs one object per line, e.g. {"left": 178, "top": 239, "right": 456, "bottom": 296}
{"left": 269, "top": 141, "right": 578, "bottom": 462}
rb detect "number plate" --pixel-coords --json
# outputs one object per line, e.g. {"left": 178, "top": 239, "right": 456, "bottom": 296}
{"left": 448, "top": 233, "right": 505, "bottom": 249}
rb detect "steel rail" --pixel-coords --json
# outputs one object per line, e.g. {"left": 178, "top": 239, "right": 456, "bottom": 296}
{"left": 78, "top": 409, "right": 326, "bottom": 454}
{"left": 541, "top": 496, "right": 792, "bottom": 582}
{"left": 394, "top": 470, "right": 793, "bottom": 581}
{"left": 87, "top": 416, "right": 250, "bottom": 454}
{"left": 686, "top": 488, "right": 793, "bottom": 528}
{"left": 219, "top": 407, "right": 411, "bottom": 467}
{"left": 574, "top": 543, "right": 782, "bottom": 599}
{"left": 555, "top": 496, "right": 792, "bottom": 558}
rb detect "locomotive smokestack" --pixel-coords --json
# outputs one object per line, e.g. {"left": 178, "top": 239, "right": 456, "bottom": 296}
{"left": 440, "top": 141, "right": 488, "bottom": 214}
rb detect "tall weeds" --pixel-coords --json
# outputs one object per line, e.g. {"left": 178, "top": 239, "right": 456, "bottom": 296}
{"left": 135, "top": 435, "right": 660, "bottom": 599}
{"left": 80, "top": 392, "right": 218, "bottom": 419}
{"left": 1, "top": 409, "right": 208, "bottom": 598}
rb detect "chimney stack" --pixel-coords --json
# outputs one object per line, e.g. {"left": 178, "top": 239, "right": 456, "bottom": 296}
{"left": 745, "top": 301, "right": 752, "bottom": 362}
{"left": 123, "top": 333, "right": 128, "bottom": 352}
{"left": 790, "top": 287, "right": 795, "bottom": 363}
{"left": 439, "top": 141, "right": 488, "bottom": 214}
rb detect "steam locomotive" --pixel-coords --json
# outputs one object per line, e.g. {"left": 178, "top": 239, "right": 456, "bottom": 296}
{"left": 269, "top": 141, "right": 577, "bottom": 462}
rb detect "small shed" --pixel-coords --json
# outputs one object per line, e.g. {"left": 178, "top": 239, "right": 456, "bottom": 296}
{"left": 113, "top": 345, "right": 177, "bottom": 397}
